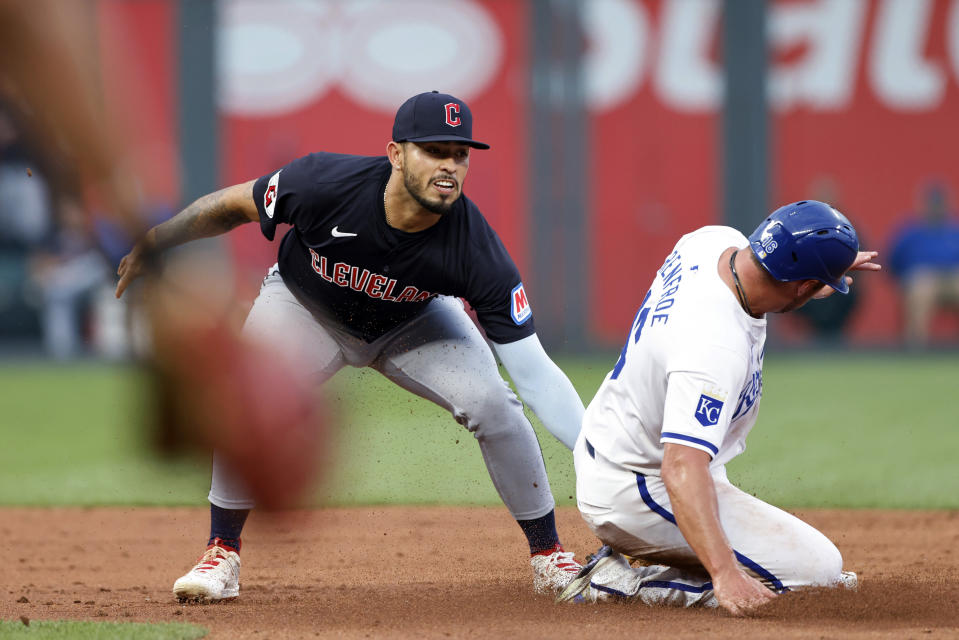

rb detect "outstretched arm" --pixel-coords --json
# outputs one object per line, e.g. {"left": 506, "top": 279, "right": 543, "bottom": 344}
{"left": 662, "top": 443, "right": 776, "bottom": 615}
{"left": 115, "top": 180, "right": 258, "bottom": 297}
{"left": 491, "top": 334, "right": 584, "bottom": 450}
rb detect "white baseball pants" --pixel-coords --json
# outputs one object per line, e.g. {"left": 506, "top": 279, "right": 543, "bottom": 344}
{"left": 573, "top": 435, "right": 845, "bottom": 607}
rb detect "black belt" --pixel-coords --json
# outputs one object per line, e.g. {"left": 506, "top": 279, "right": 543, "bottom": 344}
{"left": 585, "top": 438, "right": 596, "bottom": 459}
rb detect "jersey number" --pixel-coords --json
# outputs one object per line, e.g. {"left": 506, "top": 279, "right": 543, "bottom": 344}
{"left": 610, "top": 289, "right": 651, "bottom": 380}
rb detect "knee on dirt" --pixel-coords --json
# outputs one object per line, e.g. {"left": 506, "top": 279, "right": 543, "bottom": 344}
{"left": 787, "top": 538, "right": 844, "bottom": 587}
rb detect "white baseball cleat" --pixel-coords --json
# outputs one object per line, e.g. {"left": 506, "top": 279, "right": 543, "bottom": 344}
{"left": 172, "top": 539, "right": 241, "bottom": 603}
{"left": 555, "top": 545, "right": 615, "bottom": 603}
{"left": 531, "top": 544, "right": 582, "bottom": 594}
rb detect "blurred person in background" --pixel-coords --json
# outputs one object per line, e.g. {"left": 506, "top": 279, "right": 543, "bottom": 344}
{"left": 1, "top": 96, "right": 126, "bottom": 361}
{"left": 0, "top": 101, "right": 56, "bottom": 348}
{"left": 0, "top": 103, "right": 54, "bottom": 250}
{"left": 888, "top": 180, "right": 959, "bottom": 347}
{"left": 27, "top": 196, "right": 109, "bottom": 359}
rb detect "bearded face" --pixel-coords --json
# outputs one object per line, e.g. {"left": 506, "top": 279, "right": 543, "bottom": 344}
{"left": 400, "top": 142, "right": 470, "bottom": 215}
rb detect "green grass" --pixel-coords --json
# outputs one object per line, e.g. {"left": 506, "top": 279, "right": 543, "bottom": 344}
{"left": 0, "top": 353, "right": 955, "bottom": 509}
{"left": 0, "top": 363, "right": 211, "bottom": 505}
{"left": 314, "top": 364, "right": 592, "bottom": 507}
{"left": 726, "top": 352, "right": 959, "bottom": 508}
{"left": 0, "top": 620, "right": 205, "bottom": 639}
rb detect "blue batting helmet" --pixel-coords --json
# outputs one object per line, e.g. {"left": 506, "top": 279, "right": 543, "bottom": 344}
{"left": 748, "top": 200, "right": 859, "bottom": 294}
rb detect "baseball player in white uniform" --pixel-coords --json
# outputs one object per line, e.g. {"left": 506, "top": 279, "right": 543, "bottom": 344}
{"left": 557, "top": 201, "right": 881, "bottom": 615}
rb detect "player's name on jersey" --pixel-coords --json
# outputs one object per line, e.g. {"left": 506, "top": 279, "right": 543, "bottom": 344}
{"left": 308, "top": 249, "right": 434, "bottom": 303}
{"left": 650, "top": 250, "right": 685, "bottom": 324}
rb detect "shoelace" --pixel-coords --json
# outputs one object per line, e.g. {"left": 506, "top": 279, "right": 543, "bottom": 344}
{"left": 195, "top": 546, "right": 231, "bottom": 573}
{"left": 550, "top": 549, "right": 579, "bottom": 572}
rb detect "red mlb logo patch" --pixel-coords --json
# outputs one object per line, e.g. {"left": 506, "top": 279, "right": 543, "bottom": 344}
{"left": 510, "top": 283, "right": 531, "bottom": 324}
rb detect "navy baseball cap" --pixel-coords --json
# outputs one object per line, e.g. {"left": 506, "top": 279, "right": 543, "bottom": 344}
{"left": 392, "top": 91, "right": 490, "bottom": 150}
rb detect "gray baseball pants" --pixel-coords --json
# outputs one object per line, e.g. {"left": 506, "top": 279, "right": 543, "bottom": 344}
{"left": 209, "top": 267, "right": 556, "bottom": 520}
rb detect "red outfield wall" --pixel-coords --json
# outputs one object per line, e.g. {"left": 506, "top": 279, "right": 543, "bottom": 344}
{"left": 99, "top": 0, "right": 959, "bottom": 346}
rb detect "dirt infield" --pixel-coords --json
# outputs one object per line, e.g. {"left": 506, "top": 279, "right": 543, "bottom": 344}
{"left": 2, "top": 507, "right": 957, "bottom": 639}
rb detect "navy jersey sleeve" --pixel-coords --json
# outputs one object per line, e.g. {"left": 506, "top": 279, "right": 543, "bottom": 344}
{"left": 465, "top": 223, "right": 536, "bottom": 344}
{"left": 251, "top": 153, "right": 332, "bottom": 241}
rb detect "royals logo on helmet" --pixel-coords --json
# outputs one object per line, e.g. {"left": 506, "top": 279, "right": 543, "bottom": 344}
{"left": 757, "top": 221, "right": 780, "bottom": 257}
{"left": 510, "top": 283, "right": 532, "bottom": 324}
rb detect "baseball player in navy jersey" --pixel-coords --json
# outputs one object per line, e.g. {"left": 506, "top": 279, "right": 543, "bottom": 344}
{"left": 556, "top": 201, "right": 881, "bottom": 615}
{"left": 115, "top": 91, "right": 586, "bottom": 602}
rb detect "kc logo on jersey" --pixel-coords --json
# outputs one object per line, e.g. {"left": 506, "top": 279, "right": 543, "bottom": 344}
{"left": 264, "top": 170, "right": 281, "bottom": 219}
{"left": 694, "top": 389, "right": 726, "bottom": 427}
{"left": 510, "top": 283, "right": 532, "bottom": 325}
{"left": 444, "top": 102, "right": 461, "bottom": 127}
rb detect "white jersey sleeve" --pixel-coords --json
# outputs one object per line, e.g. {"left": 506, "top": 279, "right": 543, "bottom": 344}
{"left": 661, "top": 358, "right": 746, "bottom": 459}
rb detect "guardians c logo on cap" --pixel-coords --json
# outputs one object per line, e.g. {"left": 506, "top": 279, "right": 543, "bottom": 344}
{"left": 392, "top": 91, "right": 490, "bottom": 149}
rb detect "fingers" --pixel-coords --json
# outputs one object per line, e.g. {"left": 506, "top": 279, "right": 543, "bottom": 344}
{"left": 755, "top": 587, "right": 777, "bottom": 604}
{"left": 715, "top": 571, "right": 777, "bottom": 616}
{"left": 851, "top": 250, "right": 882, "bottom": 271}
{"left": 721, "top": 590, "right": 775, "bottom": 616}
{"left": 114, "top": 253, "right": 138, "bottom": 298}
{"left": 830, "top": 250, "right": 880, "bottom": 297}
{"left": 738, "top": 589, "right": 776, "bottom": 617}
{"left": 115, "top": 274, "right": 129, "bottom": 298}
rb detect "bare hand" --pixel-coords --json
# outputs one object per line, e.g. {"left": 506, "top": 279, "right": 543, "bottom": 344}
{"left": 115, "top": 239, "right": 149, "bottom": 298}
{"left": 712, "top": 567, "right": 777, "bottom": 616}
{"left": 813, "top": 250, "right": 882, "bottom": 299}
{"left": 849, "top": 250, "right": 881, "bottom": 272}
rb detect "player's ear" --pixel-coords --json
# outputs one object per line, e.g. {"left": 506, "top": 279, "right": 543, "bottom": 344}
{"left": 386, "top": 141, "right": 403, "bottom": 170}
{"left": 797, "top": 279, "right": 825, "bottom": 297}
